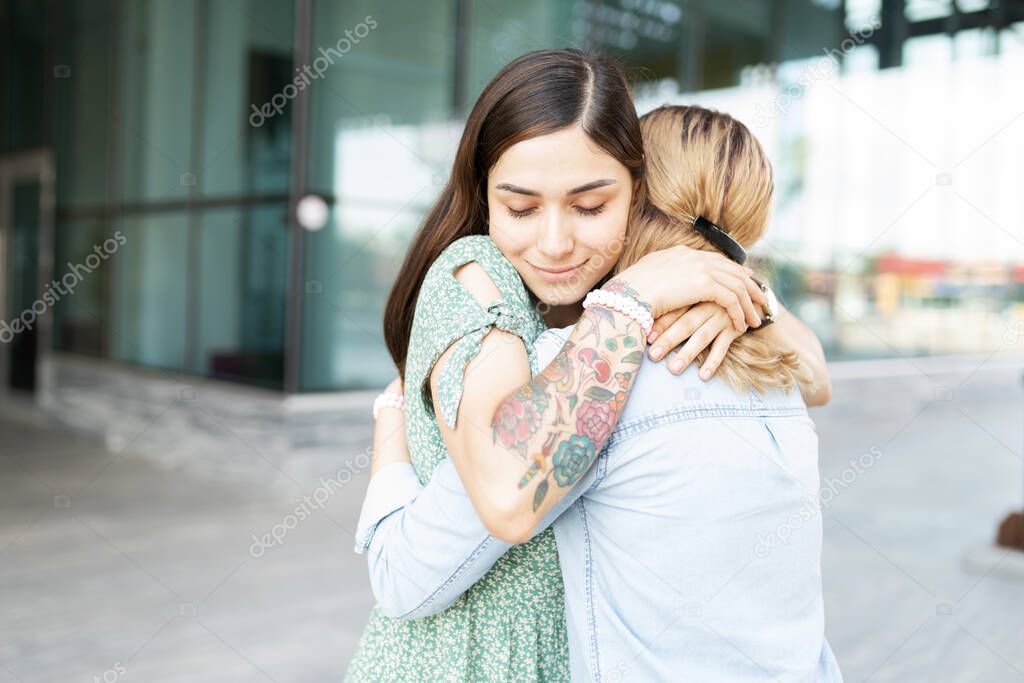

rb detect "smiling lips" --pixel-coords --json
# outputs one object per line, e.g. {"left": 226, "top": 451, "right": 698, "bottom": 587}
{"left": 530, "top": 261, "right": 587, "bottom": 283}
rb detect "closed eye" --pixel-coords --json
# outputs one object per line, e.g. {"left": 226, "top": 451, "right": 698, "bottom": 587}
{"left": 575, "top": 204, "right": 606, "bottom": 217}
{"left": 507, "top": 206, "right": 537, "bottom": 219}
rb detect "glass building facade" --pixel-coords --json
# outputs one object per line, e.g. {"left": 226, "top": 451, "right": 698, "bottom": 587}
{"left": 3, "top": 0, "right": 1023, "bottom": 392}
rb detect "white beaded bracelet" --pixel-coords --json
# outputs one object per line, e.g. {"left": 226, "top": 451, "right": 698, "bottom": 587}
{"left": 372, "top": 392, "right": 405, "bottom": 419}
{"left": 582, "top": 289, "right": 654, "bottom": 336}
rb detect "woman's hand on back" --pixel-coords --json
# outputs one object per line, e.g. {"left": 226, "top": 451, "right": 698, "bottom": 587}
{"left": 648, "top": 303, "right": 744, "bottom": 379}
{"left": 614, "top": 245, "right": 766, "bottom": 330}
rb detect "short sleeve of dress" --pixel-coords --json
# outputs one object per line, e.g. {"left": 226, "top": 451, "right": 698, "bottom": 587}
{"left": 404, "top": 236, "right": 547, "bottom": 431}
{"left": 435, "top": 298, "right": 539, "bottom": 428}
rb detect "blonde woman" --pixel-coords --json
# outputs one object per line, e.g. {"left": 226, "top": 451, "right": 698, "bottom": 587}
{"left": 356, "top": 105, "right": 841, "bottom": 681}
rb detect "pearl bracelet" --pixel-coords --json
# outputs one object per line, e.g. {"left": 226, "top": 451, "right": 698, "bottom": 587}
{"left": 372, "top": 392, "right": 405, "bottom": 419}
{"left": 582, "top": 289, "right": 654, "bottom": 336}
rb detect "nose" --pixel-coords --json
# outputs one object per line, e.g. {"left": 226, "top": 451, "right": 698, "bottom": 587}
{"left": 536, "top": 210, "right": 574, "bottom": 262}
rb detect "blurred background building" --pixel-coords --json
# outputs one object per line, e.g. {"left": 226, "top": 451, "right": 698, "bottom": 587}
{"left": 3, "top": 0, "right": 1023, "bottom": 402}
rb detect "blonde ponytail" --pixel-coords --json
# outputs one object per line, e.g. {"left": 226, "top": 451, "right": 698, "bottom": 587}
{"left": 619, "top": 105, "right": 811, "bottom": 394}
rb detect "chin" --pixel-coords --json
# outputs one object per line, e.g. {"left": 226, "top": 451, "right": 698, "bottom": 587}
{"left": 533, "top": 282, "right": 590, "bottom": 308}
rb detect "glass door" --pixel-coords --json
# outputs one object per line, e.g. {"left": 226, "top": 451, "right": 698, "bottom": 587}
{"left": 0, "top": 151, "right": 54, "bottom": 394}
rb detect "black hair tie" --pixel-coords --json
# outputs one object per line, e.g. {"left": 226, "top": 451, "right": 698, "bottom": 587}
{"left": 691, "top": 215, "right": 747, "bottom": 265}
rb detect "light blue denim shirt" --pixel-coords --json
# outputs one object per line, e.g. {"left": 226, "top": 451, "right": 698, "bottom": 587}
{"left": 355, "top": 326, "right": 842, "bottom": 682}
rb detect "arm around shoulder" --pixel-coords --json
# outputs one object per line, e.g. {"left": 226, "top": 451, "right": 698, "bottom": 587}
{"left": 432, "top": 265, "right": 657, "bottom": 543}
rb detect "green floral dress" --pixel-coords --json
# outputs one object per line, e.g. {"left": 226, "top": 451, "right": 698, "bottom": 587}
{"left": 346, "top": 235, "right": 570, "bottom": 682}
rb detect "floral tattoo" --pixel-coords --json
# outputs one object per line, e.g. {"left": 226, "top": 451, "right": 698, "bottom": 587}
{"left": 491, "top": 278, "right": 649, "bottom": 511}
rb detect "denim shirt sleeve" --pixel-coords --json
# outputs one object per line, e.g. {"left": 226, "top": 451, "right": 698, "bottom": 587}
{"left": 353, "top": 462, "right": 424, "bottom": 553}
{"left": 356, "top": 452, "right": 594, "bottom": 620}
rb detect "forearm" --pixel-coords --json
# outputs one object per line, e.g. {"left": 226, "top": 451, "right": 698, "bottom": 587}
{"left": 757, "top": 304, "right": 831, "bottom": 406}
{"left": 455, "top": 279, "right": 647, "bottom": 542}
{"left": 359, "top": 381, "right": 505, "bottom": 618}
{"left": 370, "top": 405, "right": 409, "bottom": 477}
{"left": 358, "top": 455, "right": 589, "bottom": 618}
{"left": 357, "top": 460, "right": 508, "bottom": 618}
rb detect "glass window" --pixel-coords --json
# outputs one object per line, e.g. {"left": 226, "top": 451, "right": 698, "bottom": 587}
{"left": 299, "top": 203, "right": 418, "bottom": 390}
{"left": 111, "top": 212, "right": 189, "bottom": 371}
{"left": 198, "top": 0, "right": 294, "bottom": 198}
{"left": 0, "top": 0, "right": 46, "bottom": 153}
{"left": 463, "top": 1, "right": 578, "bottom": 107}
{"left": 580, "top": 1, "right": 695, "bottom": 91}
{"left": 118, "top": 0, "right": 197, "bottom": 204}
{"left": 52, "top": 0, "right": 116, "bottom": 209}
{"left": 300, "top": 0, "right": 455, "bottom": 390}
{"left": 194, "top": 204, "right": 288, "bottom": 388}
{"left": 296, "top": 0, "right": 850, "bottom": 389}
{"left": 52, "top": 216, "right": 114, "bottom": 356}
{"left": 904, "top": 33, "right": 953, "bottom": 65}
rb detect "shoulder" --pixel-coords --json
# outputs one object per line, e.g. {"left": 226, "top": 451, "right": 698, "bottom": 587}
{"left": 406, "top": 235, "right": 542, "bottom": 385}
{"left": 430, "top": 235, "right": 524, "bottom": 290}
{"left": 416, "top": 234, "right": 541, "bottom": 331}
{"left": 416, "top": 236, "right": 499, "bottom": 309}
{"left": 428, "top": 235, "right": 504, "bottom": 277}
{"left": 453, "top": 261, "right": 502, "bottom": 309}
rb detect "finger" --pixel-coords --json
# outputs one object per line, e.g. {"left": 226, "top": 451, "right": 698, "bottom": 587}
{"left": 745, "top": 276, "right": 768, "bottom": 306}
{"left": 699, "top": 327, "right": 741, "bottom": 380}
{"left": 667, "top": 317, "right": 721, "bottom": 373}
{"left": 729, "top": 272, "right": 767, "bottom": 324}
{"left": 709, "top": 262, "right": 765, "bottom": 304}
{"left": 677, "top": 271, "right": 744, "bottom": 332}
{"left": 712, "top": 270, "right": 761, "bottom": 329}
{"left": 732, "top": 274, "right": 763, "bottom": 329}
{"left": 704, "top": 280, "right": 745, "bottom": 333}
{"left": 649, "top": 307, "right": 686, "bottom": 344}
{"left": 712, "top": 268, "right": 761, "bottom": 329}
{"left": 651, "top": 304, "right": 716, "bottom": 363}
{"left": 714, "top": 281, "right": 747, "bottom": 333}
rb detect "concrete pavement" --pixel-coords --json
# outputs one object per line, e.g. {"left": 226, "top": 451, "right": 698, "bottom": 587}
{"left": 1, "top": 353, "right": 1023, "bottom": 682}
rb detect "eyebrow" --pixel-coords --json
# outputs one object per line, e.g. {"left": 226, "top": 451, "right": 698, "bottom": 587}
{"left": 494, "top": 178, "right": 618, "bottom": 197}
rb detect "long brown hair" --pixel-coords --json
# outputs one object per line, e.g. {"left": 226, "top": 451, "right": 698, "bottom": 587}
{"left": 383, "top": 49, "right": 644, "bottom": 376}
{"left": 618, "top": 105, "right": 811, "bottom": 393}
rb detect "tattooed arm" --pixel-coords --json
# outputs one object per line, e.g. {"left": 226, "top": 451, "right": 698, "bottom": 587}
{"left": 434, "top": 246, "right": 765, "bottom": 543}
{"left": 353, "top": 327, "right": 594, "bottom": 619}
